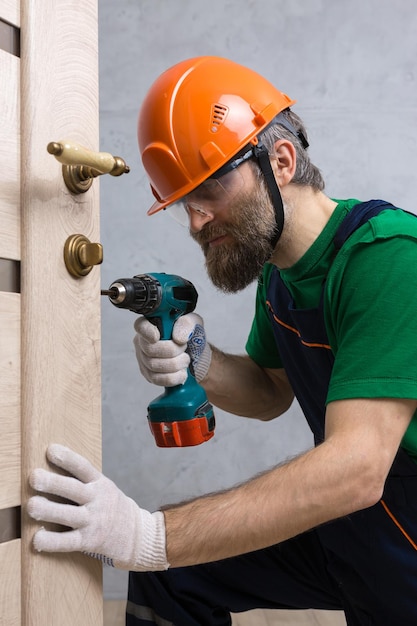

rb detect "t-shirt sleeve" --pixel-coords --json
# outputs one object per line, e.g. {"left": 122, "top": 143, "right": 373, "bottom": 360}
{"left": 245, "top": 264, "right": 283, "bottom": 369}
{"left": 325, "top": 218, "right": 417, "bottom": 403}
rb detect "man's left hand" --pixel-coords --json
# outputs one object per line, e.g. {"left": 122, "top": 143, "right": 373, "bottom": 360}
{"left": 27, "top": 443, "right": 169, "bottom": 571}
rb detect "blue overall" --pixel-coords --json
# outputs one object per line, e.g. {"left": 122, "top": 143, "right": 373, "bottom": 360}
{"left": 127, "top": 200, "right": 417, "bottom": 626}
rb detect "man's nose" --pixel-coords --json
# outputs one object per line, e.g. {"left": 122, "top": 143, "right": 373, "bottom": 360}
{"left": 188, "top": 206, "right": 214, "bottom": 232}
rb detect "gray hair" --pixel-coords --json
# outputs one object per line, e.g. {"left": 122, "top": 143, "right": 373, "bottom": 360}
{"left": 259, "top": 109, "right": 325, "bottom": 191}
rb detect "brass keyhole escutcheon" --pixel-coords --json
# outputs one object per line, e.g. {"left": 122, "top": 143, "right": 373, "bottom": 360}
{"left": 64, "top": 234, "right": 103, "bottom": 278}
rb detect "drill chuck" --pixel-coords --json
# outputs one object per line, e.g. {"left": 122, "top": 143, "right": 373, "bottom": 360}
{"left": 106, "top": 275, "right": 161, "bottom": 315}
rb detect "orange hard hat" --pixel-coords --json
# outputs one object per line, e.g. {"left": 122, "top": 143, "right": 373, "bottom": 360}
{"left": 138, "top": 56, "right": 295, "bottom": 215}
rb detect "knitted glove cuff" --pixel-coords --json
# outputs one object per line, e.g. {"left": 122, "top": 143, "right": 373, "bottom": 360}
{"left": 129, "top": 510, "right": 170, "bottom": 572}
{"left": 84, "top": 509, "right": 170, "bottom": 572}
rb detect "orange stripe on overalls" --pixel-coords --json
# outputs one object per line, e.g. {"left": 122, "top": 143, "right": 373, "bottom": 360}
{"left": 380, "top": 499, "right": 417, "bottom": 552}
{"left": 266, "top": 300, "right": 332, "bottom": 350}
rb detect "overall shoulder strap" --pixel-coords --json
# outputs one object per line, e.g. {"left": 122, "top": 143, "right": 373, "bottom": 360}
{"left": 333, "top": 199, "right": 397, "bottom": 250}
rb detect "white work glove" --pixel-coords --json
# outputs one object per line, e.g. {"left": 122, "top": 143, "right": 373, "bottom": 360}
{"left": 27, "top": 444, "right": 169, "bottom": 571}
{"left": 133, "top": 312, "right": 212, "bottom": 387}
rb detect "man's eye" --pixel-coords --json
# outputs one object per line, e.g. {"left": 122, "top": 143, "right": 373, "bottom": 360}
{"left": 192, "top": 180, "right": 221, "bottom": 201}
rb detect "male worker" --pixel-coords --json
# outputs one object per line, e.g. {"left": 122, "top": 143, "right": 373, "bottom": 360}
{"left": 28, "top": 57, "right": 417, "bottom": 625}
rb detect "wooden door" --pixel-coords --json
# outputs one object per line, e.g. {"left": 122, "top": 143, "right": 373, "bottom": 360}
{"left": 0, "top": 0, "right": 103, "bottom": 623}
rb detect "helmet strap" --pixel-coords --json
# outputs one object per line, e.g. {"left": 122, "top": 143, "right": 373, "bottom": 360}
{"left": 252, "top": 143, "right": 284, "bottom": 248}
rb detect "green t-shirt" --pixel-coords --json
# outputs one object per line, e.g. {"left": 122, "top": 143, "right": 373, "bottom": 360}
{"left": 246, "top": 199, "right": 417, "bottom": 462}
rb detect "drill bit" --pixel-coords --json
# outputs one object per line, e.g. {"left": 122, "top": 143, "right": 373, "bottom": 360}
{"left": 101, "top": 289, "right": 118, "bottom": 297}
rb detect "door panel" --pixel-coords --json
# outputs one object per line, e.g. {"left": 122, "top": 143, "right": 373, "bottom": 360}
{"left": 0, "top": 292, "right": 20, "bottom": 509}
{"left": 0, "top": 0, "right": 103, "bottom": 623}
{"left": 0, "top": 3, "right": 21, "bottom": 625}
{"left": 1, "top": 0, "right": 19, "bottom": 26}
{"left": 0, "top": 48, "right": 20, "bottom": 259}
{"left": 0, "top": 539, "right": 21, "bottom": 626}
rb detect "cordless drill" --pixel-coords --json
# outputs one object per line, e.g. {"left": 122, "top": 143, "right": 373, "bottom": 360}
{"left": 101, "top": 273, "right": 215, "bottom": 447}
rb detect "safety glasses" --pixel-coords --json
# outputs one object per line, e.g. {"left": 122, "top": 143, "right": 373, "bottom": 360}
{"left": 167, "top": 147, "right": 254, "bottom": 226}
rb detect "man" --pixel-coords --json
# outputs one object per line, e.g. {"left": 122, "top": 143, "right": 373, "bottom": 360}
{"left": 28, "top": 57, "right": 417, "bottom": 625}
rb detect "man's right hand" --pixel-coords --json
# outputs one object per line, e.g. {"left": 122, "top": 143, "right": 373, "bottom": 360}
{"left": 133, "top": 312, "right": 212, "bottom": 386}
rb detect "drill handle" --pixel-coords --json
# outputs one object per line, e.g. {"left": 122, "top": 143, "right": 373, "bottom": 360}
{"left": 147, "top": 313, "right": 180, "bottom": 341}
{"left": 148, "top": 316, "right": 165, "bottom": 339}
{"left": 147, "top": 313, "right": 199, "bottom": 384}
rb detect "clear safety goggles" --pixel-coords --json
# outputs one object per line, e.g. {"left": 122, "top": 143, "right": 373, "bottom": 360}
{"left": 167, "top": 146, "right": 254, "bottom": 226}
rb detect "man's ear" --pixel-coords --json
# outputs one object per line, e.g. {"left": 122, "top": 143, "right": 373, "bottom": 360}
{"left": 270, "top": 139, "right": 297, "bottom": 187}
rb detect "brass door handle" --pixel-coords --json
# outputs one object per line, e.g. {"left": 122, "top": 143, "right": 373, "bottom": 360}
{"left": 47, "top": 140, "right": 130, "bottom": 194}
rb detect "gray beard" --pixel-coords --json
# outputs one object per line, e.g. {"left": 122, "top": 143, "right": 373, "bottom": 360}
{"left": 191, "top": 183, "right": 277, "bottom": 293}
{"left": 203, "top": 234, "right": 273, "bottom": 293}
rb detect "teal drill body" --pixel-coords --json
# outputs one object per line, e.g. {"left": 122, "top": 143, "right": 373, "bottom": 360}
{"left": 103, "top": 273, "right": 215, "bottom": 447}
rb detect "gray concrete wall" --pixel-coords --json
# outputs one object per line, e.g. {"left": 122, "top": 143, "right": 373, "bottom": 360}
{"left": 98, "top": 0, "right": 417, "bottom": 598}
